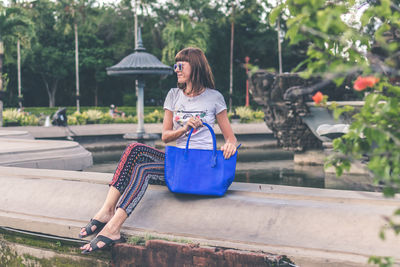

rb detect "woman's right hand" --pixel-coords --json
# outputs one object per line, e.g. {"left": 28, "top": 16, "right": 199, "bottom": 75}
{"left": 183, "top": 116, "right": 203, "bottom": 132}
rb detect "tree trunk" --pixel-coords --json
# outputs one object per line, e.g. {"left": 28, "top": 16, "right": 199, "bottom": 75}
{"left": 17, "top": 39, "right": 22, "bottom": 109}
{"left": 229, "top": 4, "right": 235, "bottom": 113}
{"left": 42, "top": 75, "right": 59, "bottom": 108}
{"left": 94, "top": 84, "right": 98, "bottom": 107}
{"left": 49, "top": 88, "right": 56, "bottom": 108}
{"left": 75, "top": 22, "right": 80, "bottom": 112}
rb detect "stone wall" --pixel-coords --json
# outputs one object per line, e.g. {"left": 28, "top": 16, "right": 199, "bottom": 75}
{"left": 112, "top": 240, "right": 294, "bottom": 267}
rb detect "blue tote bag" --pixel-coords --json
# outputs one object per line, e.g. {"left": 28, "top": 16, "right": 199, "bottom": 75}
{"left": 164, "top": 122, "right": 238, "bottom": 196}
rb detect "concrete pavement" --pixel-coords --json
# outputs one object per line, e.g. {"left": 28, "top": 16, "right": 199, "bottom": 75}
{"left": 0, "top": 166, "right": 399, "bottom": 267}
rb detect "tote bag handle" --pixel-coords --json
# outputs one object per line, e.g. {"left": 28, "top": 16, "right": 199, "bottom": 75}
{"left": 185, "top": 122, "right": 217, "bottom": 167}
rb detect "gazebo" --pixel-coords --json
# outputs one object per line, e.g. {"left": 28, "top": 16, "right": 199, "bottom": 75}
{"left": 106, "top": 28, "right": 172, "bottom": 140}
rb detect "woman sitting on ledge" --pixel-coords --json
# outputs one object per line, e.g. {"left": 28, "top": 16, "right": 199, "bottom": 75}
{"left": 79, "top": 47, "right": 238, "bottom": 254}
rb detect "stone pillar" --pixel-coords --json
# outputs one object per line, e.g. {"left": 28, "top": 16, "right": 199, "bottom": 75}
{"left": 136, "top": 79, "right": 145, "bottom": 135}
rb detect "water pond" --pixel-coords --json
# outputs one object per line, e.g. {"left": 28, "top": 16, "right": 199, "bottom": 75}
{"left": 84, "top": 147, "right": 378, "bottom": 192}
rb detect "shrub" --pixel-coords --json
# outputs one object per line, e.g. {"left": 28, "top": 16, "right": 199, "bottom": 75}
{"left": 234, "top": 106, "right": 265, "bottom": 123}
{"left": 252, "top": 110, "right": 265, "bottom": 122}
{"left": 3, "top": 106, "right": 264, "bottom": 126}
{"left": 86, "top": 109, "right": 103, "bottom": 124}
{"left": 99, "top": 114, "right": 114, "bottom": 124}
{"left": 114, "top": 115, "right": 137, "bottom": 124}
{"left": 3, "top": 109, "right": 20, "bottom": 126}
{"left": 69, "top": 111, "right": 88, "bottom": 125}
{"left": 144, "top": 109, "right": 163, "bottom": 123}
{"left": 67, "top": 115, "right": 78, "bottom": 125}
{"left": 20, "top": 114, "right": 39, "bottom": 126}
{"left": 235, "top": 106, "right": 253, "bottom": 123}
{"left": 3, "top": 109, "right": 39, "bottom": 126}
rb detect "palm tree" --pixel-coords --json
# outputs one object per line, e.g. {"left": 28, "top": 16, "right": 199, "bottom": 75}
{"left": 0, "top": 3, "right": 34, "bottom": 126}
{"left": 161, "top": 15, "right": 209, "bottom": 65}
{"left": 9, "top": 2, "right": 35, "bottom": 109}
{"left": 58, "top": 0, "right": 96, "bottom": 112}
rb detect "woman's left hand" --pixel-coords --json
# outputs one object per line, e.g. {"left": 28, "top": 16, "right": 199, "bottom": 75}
{"left": 221, "top": 142, "right": 237, "bottom": 159}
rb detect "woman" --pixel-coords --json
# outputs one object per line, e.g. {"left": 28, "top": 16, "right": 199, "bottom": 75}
{"left": 79, "top": 47, "right": 237, "bottom": 254}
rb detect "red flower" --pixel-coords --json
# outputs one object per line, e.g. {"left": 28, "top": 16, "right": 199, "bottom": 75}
{"left": 312, "top": 91, "right": 324, "bottom": 104}
{"left": 353, "top": 76, "right": 380, "bottom": 91}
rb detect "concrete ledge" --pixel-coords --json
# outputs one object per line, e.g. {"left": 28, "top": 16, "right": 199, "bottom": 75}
{"left": 0, "top": 139, "right": 92, "bottom": 171}
{"left": 4, "top": 123, "right": 272, "bottom": 139}
{"left": 4, "top": 123, "right": 275, "bottom": 150}
{"left": 0, "top": 166, "right": 399, "bottom": 266}
{"left": 0, "top": 130, "right": 34, "bottom": 139}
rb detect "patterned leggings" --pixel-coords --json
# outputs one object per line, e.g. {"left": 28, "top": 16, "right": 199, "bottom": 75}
{"left": 109, "top": 143, "right": 165, "bottom": 216}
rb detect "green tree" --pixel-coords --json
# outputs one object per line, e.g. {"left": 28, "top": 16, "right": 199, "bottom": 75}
{"left": 0, "top": 2, "right": 33, "bottom": 126}
{"left": 25, "top": 0, "right": 73, "bottom": 107}
{"left": 0, "top": 0, "right": 311, "bottom": 108}
{"left": 6, "top": 1, "right": 35, "bottom": 109}
{"left": 57, "top": 0, "right": 96, "bottom": 111}
{"left": 271, "top": 0, "right": 400, "bottom": 265}
{"left": 161, "top": 14, "right": 209, "bottom": 65}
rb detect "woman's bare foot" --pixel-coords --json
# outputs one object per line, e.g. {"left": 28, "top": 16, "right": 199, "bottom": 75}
{"left": 79, "top": 208, "right": 114, "bottom": 238}
{"left": 80, "top": 208, "right": 127, "bottom": 253}
{"left": 80, "top": 223, "right": 121, "bottom": 252}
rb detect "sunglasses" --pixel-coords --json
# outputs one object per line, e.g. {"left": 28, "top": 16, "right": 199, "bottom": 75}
{"left": 173, "top": 63, "right": 183, "bottom": 72}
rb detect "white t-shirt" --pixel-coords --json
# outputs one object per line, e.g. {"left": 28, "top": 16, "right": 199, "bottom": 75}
{"left": 163, "top": 88, "right": 227, "bottom": 150}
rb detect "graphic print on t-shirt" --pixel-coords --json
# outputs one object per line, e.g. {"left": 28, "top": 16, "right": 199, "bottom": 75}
{"left": 174, "top": 106, "right": 207, "bottom": 134}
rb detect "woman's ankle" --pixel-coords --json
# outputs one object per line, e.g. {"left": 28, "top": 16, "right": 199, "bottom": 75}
{"left": 103, "top": 208, "right": 127, "bottom": 235}
{"left": 94, "top": 208, "right": 114, "bottom": 222}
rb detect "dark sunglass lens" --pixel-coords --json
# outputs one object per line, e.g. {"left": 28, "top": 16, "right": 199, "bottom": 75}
{"left": 174, "top": 63, "right": 183, "bottom": 71}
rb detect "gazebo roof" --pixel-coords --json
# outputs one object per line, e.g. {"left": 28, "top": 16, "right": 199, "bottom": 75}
{"left": 106, "top": 28, "right": 172, "bottom": 76}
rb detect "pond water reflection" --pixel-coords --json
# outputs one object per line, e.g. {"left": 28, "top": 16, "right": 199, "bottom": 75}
{"left": 84, "top": 147, "right": 378, "bottom": 192}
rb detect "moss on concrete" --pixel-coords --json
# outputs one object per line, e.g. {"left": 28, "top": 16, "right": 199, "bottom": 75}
{"left": 127, "top": 234, "right": 193, "bottom": 246}
{"left": 0, "top": 228, "right": 110, "bottom": 266}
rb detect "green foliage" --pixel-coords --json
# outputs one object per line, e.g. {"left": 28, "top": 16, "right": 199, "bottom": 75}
{"left": 228, "top": 106, "right": 265, "bottom": 123}
{"left": 0, "top": 0, "right": 309, "bottom": 108}
{"left": 235, "top": 106, "right": 253, "bottom": 123}
{"left": 23, "top": 106, "right": 162, "bottom": 117}
{"left": 3, "top": 109, "right": 39, "bottom": 126}
{"left": 2, "top": 106, "right": 163, "bottom": 126}
{"left": 274, "top": 1, "right": 400, "bottom": 265}
{"left": 326, "top": 80, "right": 400, "bottom": 197}
{"left": 161, "top": 14, "right": 209, "bottom": 65}
{"left": 127, "top": 234, "right": 193, "bottom": 246}
{"left": 3, "top": 105, "right": 266, "bottom": 126}
{"left": 68, "top": 111, "right": 88, "bottom": 125}
{"left": 144, "top": 109, "right": 164, "bottom": 123}
{"left": 67, "top": 109, "right": 138, "bottom": 125}
{"left": 369, "top": 256, "right": 395, "bottom": 267}
{"left": 85, "top": 109, "right": 103, "bottom": 124}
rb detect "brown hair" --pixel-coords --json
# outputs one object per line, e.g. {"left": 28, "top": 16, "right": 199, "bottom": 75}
{"left": 175, "top": 47, "right": 215, "bottom": 93}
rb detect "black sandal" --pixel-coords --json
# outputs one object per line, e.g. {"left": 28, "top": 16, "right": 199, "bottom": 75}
{"left": 78, "top": 219, "right": 106, "bottom": 238}
{"left": 81, "top": 235, "right": 125, "bottom": 254}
